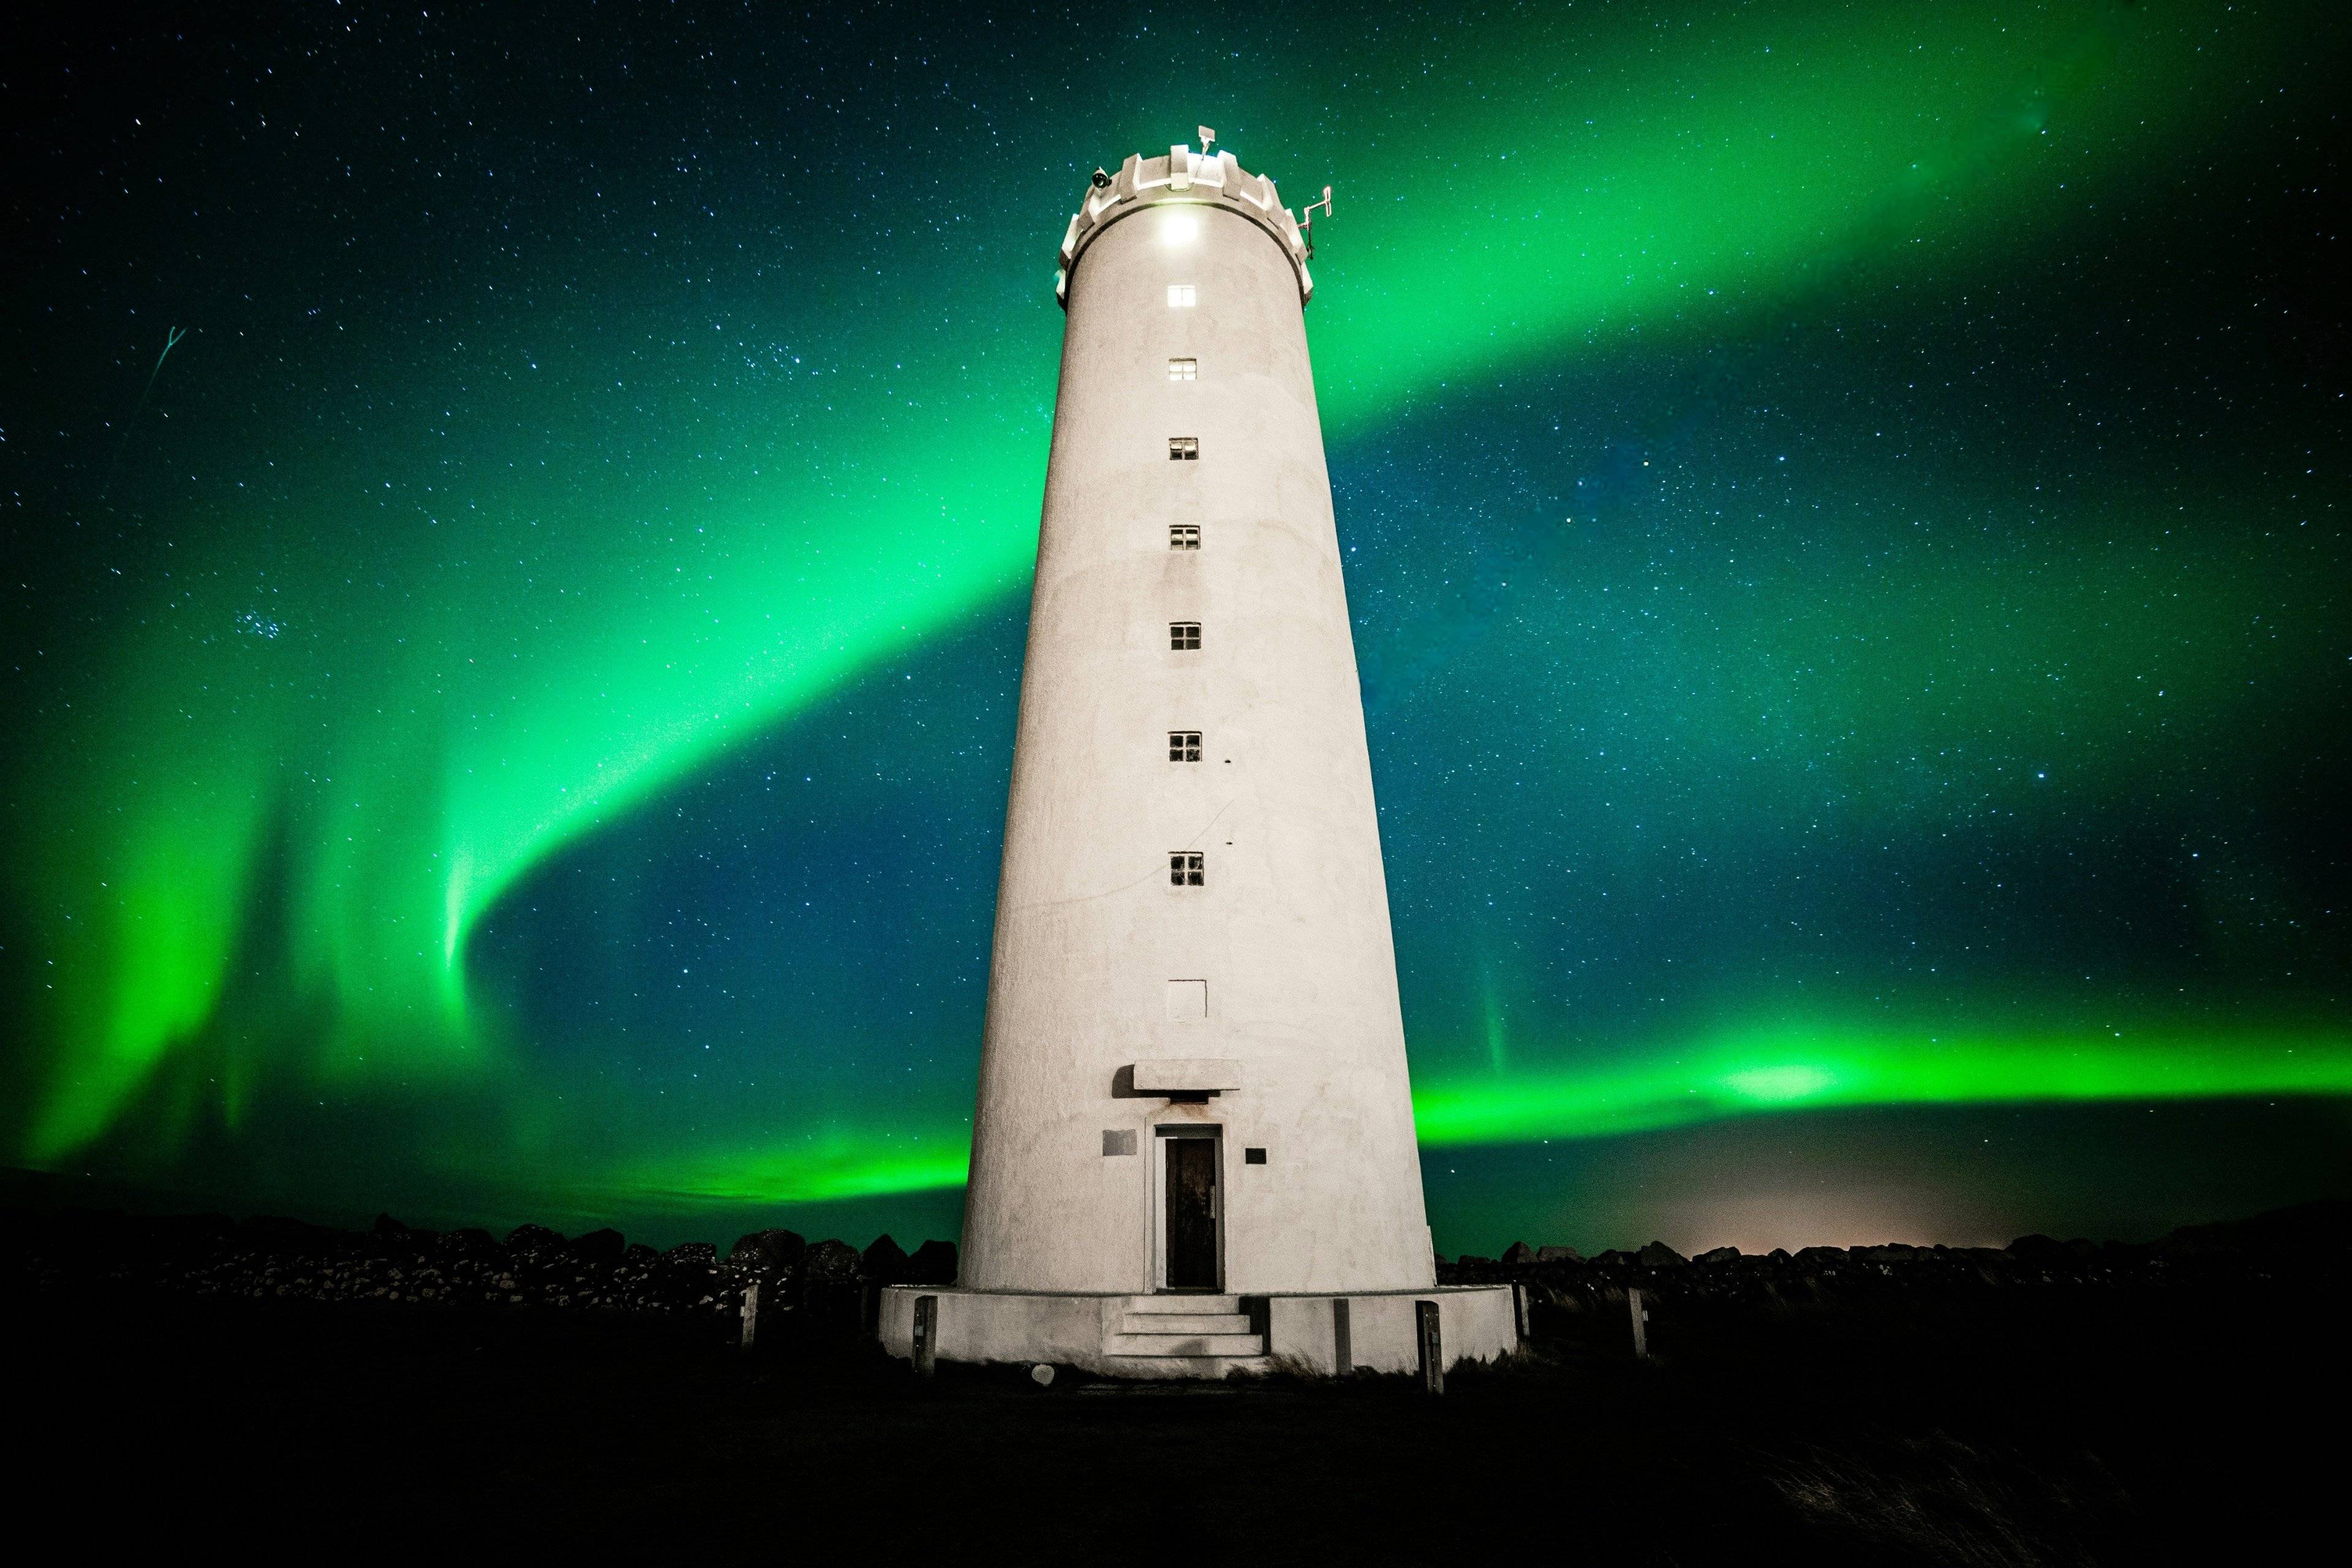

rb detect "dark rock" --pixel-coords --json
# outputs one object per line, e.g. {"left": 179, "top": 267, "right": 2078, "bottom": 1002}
{"left": 372, "top": 1213, "right": 412, "bottom": 1237}
{"left": 448, "top": 1227, "right": 498, "bottom": 1251}
{"left": 2007, "top": 1234, "right": 2064, "bottom": 1261}
{"left": 242, "top": 1216, "right": 344, "bottom": 1254}
{"left": 800, "top": 1238, "right": 864, "bottom": 1284}
{"left": 728, "top": 1228, "right": 807, "bottom": 1271}
{"left": 905, "top": 1238, "right": 958, "bottom": 1284}
{"left": 862, "top": 1234, "right": 910, "bottom": 1284}
{"left": 151, "top": 1213, "right": 238, "bottom": 1257}
{"left": 505, "top": 1224, "right": 565, "bottom": 1251}
{"left": 1534, "top": 1245, "right": 1581, "bottom": 1264}
{"left": 1455, "top": 1254, "right": 1497, "bottom": 1268}
{"left": 622, "top": 1243, "right": 658, "bottom": 1263}
{"left": 1637, "top": 1241, "right": 1688, "bottom": 1268}
{"left": 2159, "top": 1199, "right": 2352, "bottom": 1260}
{"left": 1500, "top": 1241, "right": 1537, "bottom": 1266}
{"left": 569, "top": 1227, "right": 626, "bottom": 1263}
{"left": 663, "top": 1241, "right": 717, "bottom": 1267}
{"left": 1792, "top": 1246, "right": 1847, "bottom": 1267}
{"left": 1694, "top": 1246, "right": 1741, "bottom": 1265}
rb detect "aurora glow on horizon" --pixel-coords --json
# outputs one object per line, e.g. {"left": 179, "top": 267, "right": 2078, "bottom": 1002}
{"left": 5, "top": 1, "right": 2348, "bottom": 1252}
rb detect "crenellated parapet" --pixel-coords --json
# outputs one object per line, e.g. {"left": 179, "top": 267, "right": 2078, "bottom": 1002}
{"left": 1057, "top": 144, "right": 1314, "bottom": 308}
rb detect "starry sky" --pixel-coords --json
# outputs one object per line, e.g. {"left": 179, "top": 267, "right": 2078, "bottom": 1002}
{"left": 4, "top": 0, "right": 2348, "bottom": 1253}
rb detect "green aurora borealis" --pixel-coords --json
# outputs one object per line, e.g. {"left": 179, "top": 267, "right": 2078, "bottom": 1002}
{"left": 4, "top": 0, "right": 2348, "bottom": 1250}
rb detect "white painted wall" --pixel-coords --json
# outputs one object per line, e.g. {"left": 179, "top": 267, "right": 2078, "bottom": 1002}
{"left": 879, "top": 1287, "right": 1518, "bottom": 1378}
{"left": 959, "top": 149, "right": 1435, "bottom": 1296}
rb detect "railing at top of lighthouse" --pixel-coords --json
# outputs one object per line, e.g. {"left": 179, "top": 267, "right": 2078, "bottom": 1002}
{"left": 1054, "top": 136, "right": 1325, "bottom": 309}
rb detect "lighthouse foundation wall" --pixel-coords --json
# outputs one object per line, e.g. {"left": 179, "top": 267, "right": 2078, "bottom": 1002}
{"left": 878, "top": 1283, "right": 1519, "bottom": 1380}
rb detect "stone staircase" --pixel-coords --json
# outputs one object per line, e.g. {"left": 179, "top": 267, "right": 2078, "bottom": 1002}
{"left": 1099, "top": 1295, "right": 1268, "bottom": 1374}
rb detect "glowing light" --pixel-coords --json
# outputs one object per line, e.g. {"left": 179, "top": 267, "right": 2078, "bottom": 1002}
{"left": 1724, "top": 1065, "right": 1838, "bottom": 1104}
{"left": 1411, "top": 1023, "right": 2352, "bottom": 1148}
{"left": 1159, "top": 209, "right": 1200, "bottom": 247}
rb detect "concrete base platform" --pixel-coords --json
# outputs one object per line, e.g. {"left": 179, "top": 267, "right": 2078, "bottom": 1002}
{"left": 880, "top": 1284, "right": 1518, "bottom": 1381}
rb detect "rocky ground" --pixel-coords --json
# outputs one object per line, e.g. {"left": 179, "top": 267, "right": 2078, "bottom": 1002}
{"left": 1435, "top": 1203, "right": 2352, "bottom": 1363}
{"left": 4, "top": 1205, "right": 953, "bottom": 1341}
{"left": 10, "top": 1199, "right": 2345, "bottom": 1561}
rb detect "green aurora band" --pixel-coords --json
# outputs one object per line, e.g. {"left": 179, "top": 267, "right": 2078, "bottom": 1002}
{"left": 609, "top": 1022, "right": 2352, "bottom": 1210}
{"left": 7, "top": 0, "right": 2346, "bottom": 1223}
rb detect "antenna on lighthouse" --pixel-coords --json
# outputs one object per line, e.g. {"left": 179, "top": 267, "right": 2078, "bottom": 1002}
{"left": 1300, "top": 184, "right": 1333, "bottom": 258}
{"left": 1197, "top": 126, "right": 1216, "bottom": 153}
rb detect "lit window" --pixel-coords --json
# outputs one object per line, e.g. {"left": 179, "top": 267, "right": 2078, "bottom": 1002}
{"left": 1168, "top": 731, "right": 1202, "bottom": 761}
{"left": 1169, "top": 524, "right": 1200, "bottom": 550}
{"left": 1168, "top": 358, "right": 1197, "bottom": 381}
{"left": 1169, "top": 622, "right": 1200, "bottom": 650}
{"left": 1166, "top": 979, "right": 1207, "bottom": 1020}
{"left": 1169, "top": 851, "right": 1205, "bottom": 886}
{"left": 1168, "top": 437, "right": 1199, "bottom": 461}
{"left": 1167, "top": 284, "right": 1196, "bottom": 307}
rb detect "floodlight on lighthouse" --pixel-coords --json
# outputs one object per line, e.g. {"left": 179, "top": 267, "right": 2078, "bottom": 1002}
{"left": 1300, "top": 184, "right": 1334, "bottom": 259}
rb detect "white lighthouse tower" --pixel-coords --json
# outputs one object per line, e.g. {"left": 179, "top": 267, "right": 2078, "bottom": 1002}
{"left": 881, "top": 137, "right": 1514, "bottom": 1378}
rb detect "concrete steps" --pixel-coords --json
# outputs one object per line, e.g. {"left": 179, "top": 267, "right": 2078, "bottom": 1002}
{"left": 1101, "top": 1295, "right": 1265, "bottom": 1361}
{"left": 1124, "top": 1313, "right": 1253, "bottom": 1335}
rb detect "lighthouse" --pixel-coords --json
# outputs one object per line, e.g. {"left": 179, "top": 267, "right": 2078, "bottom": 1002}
{"left": 881, "top": 138, "right": 1515, "bottom": 1378}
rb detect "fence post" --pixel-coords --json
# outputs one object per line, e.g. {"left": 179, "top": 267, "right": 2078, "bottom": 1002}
{"left": 1512, "top": 1281, "right": 1531, "bottom": 1345}
{"left": 1332, "top": 1297, "right": 1352, "bottom": 1378}
{"left": 1415, "top": 1299, "right": 1444, "bottom": 1396}
{"left": 1628, "top": 1286, "right": 1648, "bottom": 1360}
{"left": 913, "top": 1293, "right": 938, "bottom": 1378}
{"left": 740, "top": 1280, "right": 761, "bottom": 1350}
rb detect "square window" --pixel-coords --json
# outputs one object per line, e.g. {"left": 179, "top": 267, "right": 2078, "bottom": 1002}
{"left": 1103, "top": 1128, "right": 1137, "bottom": 1156}
{"left": 1168, "top": 358, "right": 1197, "bottom": 381}
{"left": 1245, "top": 1147, "right": 1268, "bottom": 1165}
{"left": 1169, "top": 524, "right": 1200, "bottom": 550}
{"left": 1169, "top": 851, "right": 1204, "bottom": 886}
{"left": 1168, "top": 730, "right": 1202, "bottom": 762}
{"left": 1166, "top": 979, "right": 1207, "bottom": 1020}
{"left": 1167, "top": 284, "right": 1196, "bottom": 307}
{"left": 1169, "top": 622, "right": 1200, "bottom": 650}
{"left": 1168, "top": 437, "right": 1199, "bottom": 461}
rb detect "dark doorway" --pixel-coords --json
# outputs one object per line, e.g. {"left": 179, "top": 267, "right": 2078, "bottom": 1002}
{"left": 1164, "top": 1134, "right": 1220, "bottom": 1291}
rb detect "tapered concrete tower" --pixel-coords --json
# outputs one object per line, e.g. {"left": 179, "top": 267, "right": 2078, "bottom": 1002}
{"left": 882, "top": 138, "right": 1512, "bottom": 1378}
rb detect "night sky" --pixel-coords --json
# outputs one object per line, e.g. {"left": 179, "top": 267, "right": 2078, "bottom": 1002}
{"left": 6, "top": 1, "right": 2348, "bottom": 1253}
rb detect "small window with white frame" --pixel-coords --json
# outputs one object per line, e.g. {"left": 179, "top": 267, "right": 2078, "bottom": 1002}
{"left": 1168, "top": 731, "right": 1202, "bottom": 762}
{"left": 1169, "top": 851, "right": 1204, "bottom": 886}
{"left": 1168, "top": 358, "right": 1197, "bottom": 381}
{"left": 1168, "top": 437, "right": 1199, "bottom": 461}
{"left": 1167, "top": 284, "right": 1196, "bottom": 307}
{"left": 1169, "top": 622, "right": 1200, "bottom": 650}
{"left": 1169, "top": 524, "right": 1200, "bottom": 550}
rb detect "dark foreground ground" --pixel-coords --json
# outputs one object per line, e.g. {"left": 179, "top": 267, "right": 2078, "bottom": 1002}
{"left": 17, "top": 1209, "right": 2347, "bottom": 1562}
